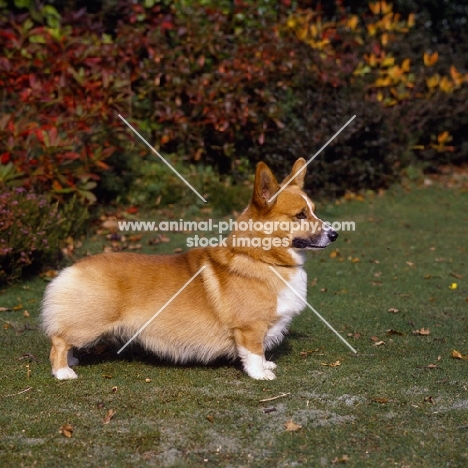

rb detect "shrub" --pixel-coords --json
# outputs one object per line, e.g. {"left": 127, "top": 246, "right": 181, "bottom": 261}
{"left": 0, "top": 3, "right": 139, "bottom": 203}
{"left": 0, "top": 188, "right": 88, "bottom": 283}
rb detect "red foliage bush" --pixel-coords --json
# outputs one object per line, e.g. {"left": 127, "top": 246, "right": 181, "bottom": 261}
{"left": 0, "top": 9, "right": 138, "bottom": 201}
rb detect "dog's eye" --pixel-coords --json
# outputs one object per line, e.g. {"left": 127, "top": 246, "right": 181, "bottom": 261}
{"left": 295, "top": 211, "right": 307, "bottom": 219}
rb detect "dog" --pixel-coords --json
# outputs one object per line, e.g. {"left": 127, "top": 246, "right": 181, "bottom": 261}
{"left": 41, "top": 158, "right": 338, "bottom": 380}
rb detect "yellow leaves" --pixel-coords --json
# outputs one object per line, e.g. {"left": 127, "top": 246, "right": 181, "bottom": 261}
{"left": 347, "top": 15, "right": 359, "bottom": 31}
{"left": 452, "top": 350, "right": 468, "bottom": 361}
{"left": 102, "top": 409, "right": 116, "bottom": 424}
{"left": 423, "top": 51, "right": 438, "bottom": 66}
{"left": 426, "top": 74, "right": 440, "bottom": 89}
{"left": 439, "top": 76, "right": 454, "bottom": 93}
{"left": 369, "top": 1, "right": 393, "bottom": 15}
{"left": 321, "top": 360, "right": 341, "bottom": 367}
{"left": 407, "top": 13, "right": 416, "bottom": 28}
{"left": 450, "top": 65, "right": 464, "bottom": 86}
{"left": 381, "top": 56, "right": 395, "bottom": 67}
{"left": 430, "top": 131, "right": 454, "bottom": 152}
{"left": 401, "top": 58, "right": 411, "bottom": 72}
{"left": 284, "top": 419, "right": 302, "bottom": 432}
{"left": 60, "top": 424, "right": 74, "bottom": 438}
{"left": 438, "top": 131, "right": 451, "bottom": 144}
{"left": 366, "top": 23, "right": 377, "bottom": 36}
{"left": 374, "top": 76, "right": 392, "bottom": 87}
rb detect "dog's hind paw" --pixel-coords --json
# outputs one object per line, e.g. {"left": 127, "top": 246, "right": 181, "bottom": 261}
{"left": 54, "top": 367, "right": 78, "bottom": 380}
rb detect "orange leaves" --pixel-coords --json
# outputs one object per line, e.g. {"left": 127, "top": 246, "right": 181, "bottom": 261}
{"left": 423, "top": 52, "right": 438, "bottom": 67}
{"left": 452, "top": 350, "right": 468, "bottom": 361}
{"left": 368, "top": 1, "right": 393, "bottom": 15}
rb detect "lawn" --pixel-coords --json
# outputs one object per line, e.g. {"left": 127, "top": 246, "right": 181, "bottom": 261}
{"left": 0, "top": 182, "right": 467, "bottom": 467}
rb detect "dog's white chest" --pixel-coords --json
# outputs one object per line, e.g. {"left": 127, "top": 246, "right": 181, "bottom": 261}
{"left": 265, "top": 267, "right": 307, "bottom": 349}
{"left": 276, "top": 267, "right": 307, "bottom": 316}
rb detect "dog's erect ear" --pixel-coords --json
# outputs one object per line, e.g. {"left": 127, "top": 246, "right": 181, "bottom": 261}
{"left": 252, "top": 162, "right": 279, "bottom": 209}
{"left": 281, "top": 158, "right": 307, "bottom": 189}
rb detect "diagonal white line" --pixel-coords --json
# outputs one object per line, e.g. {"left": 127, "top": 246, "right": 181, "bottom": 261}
{"left": 117, "top": 266, "right": 206, "bottom": 354}
{"left": 118, "top": 114, "right": 207, "bottom": 203}
{"left": 268, "top": 266, "right": 357, "bottom": 353}
{"left": 268, "top": 114, "right": 356, "bottom": 202}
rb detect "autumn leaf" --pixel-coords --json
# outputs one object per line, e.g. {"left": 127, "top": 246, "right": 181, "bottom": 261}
{"left": 412, "top": 328, "right": 430, "bottom": 336}
{"left": 103, "top": 409, "right": 116, "bottom": 424}
{"left": 284, "top": 419, "right": 302, "bottom": 432}
{"left": 321, "top": 360, "right": 341, "bottom": 367}
{"left": 387, "top": 329, "right": 404, "bottom": 336}
{"left": 452, "top": 350, "right": 468, "bottom": 361}
{"left": 423, "top": 51, "right": 438, "bottom": 67}
{"left": 373, "top": 398, "right": 388, "bottom": 404}
{"left": 373, "top": 340, "right": 385, "bottom": 346}
{"left": 332, "top": 454, "right": 350, "bottom": 464}
{"left": 60, "top": 423, "right": 74, "bottom": 438}
{"left": 0, "top": 307, "right": 12, "bottom": 312}
{"left": 388, "top": 308, "right": 399, "bottom": 313}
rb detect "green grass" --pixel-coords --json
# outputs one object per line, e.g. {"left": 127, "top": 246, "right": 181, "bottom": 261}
{"left": 1, "top": 184, "right": 467, "bottom": 467}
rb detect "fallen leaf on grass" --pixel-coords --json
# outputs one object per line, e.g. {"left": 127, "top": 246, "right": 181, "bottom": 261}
{"left": 321, "top": 360, "right": 341, "bottom": 367}
{"left": 284, "top": 419, "right": 302, "bottom": 432}
{"left": 449, "top": 283, "right": 458, "bottom": 290}
{"left": 300, "top": 349, "right": 320, "bottom": 357}
{"left": 424, "top": 396, "right": 435, "bottom": 404}
{"left": 371, "top": 281, "right": 383, "bottom": 286}
{"left": 387, "top": 329, "right": 404, "bottom": 336}
{"left": 427, "top": 364, "right": 438, "bottom": 369}
{"left": 373, "top": 398, "right": 389, "bottom": 404}
{"left": 388, "top": 308, "right": 399, "bottom": 313}
{"left": 12, "top": 304, "right": 23, "bottom": 311}
{"left": 0, "top": 307, "right": 12, "bottom": 312}
{"left": 452, "top": 350, "right": 468, "bottom": 361}
{"left": 206, "top": 415, "right": 214, "bottom": 423}
{"left": 60, "top": 424, "right": 74, "bottom": 438}
{"left": 23, "top": 310, "right": 29, "bottom": 318}
{"left": 103, "top": 409, "right": 116, "bottom": 424}
{"left": 347, "top": 332, "right": 362, "bottom": 339}
{"left": 450, "top": 272, "right": 463, "bottom": 279}
{"left": 374, "top": 341, "right": 385, "bottom": 347}
{"left": 332, "top": 454, "right": 350, "bottom": 464}
{"left": 413, "top": 328, "right": 430, "bottom": 336}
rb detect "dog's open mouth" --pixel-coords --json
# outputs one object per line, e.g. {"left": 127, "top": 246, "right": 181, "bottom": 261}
{"left": 292, "top": 238, "right": 327, "bottom": 249}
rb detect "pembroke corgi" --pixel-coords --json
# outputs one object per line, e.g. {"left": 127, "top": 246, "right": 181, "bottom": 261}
{"left": 41, "top": 158, "right": 338, "bottom": 380}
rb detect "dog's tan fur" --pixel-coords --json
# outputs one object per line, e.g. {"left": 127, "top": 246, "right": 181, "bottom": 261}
{"left": 41, "top": 159, "right": 337, "bottom": 380}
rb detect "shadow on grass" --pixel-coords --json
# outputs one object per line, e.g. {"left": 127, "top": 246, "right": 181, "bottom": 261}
{"left": 73, "top": 333, "right": 298, "bottom": 374}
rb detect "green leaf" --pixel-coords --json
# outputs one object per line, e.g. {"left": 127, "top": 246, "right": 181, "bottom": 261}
{"left": 29, "top": 35, "right": 46, "bottom": 43}
{"left": 14, "top": 0, "right": 30, "bottom": 8}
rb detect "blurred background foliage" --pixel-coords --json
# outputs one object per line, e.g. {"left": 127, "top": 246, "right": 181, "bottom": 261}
{"left": 0, "top": 0, "right": 467, "bottom": 280}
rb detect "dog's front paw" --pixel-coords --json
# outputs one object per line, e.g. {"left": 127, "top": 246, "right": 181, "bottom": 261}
{"left": 247, "top": 368, "right": 277, "bottom": 380}
{"left": 54, "top": 367, "right": 78, "bottom": 380}
{"left": 264, "top": 360, "right": 277, "bottom": 370}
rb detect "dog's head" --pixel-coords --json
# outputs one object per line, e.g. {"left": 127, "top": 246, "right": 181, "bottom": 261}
{"left": 251, "top": 158, "right": 338, "bottom": 251}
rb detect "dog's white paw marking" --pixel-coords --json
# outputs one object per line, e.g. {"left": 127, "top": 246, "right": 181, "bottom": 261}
{"left": 67, "top": 350, "right": 79, "bottom": 367}
{"left": 54, "top": 367, "right": 78, "bottom": 380}
{"left": 238, "top": 346, "right": 277, "bottom": 380}
{"left": 264, "top": 360, "right": 277, "bottom": 370}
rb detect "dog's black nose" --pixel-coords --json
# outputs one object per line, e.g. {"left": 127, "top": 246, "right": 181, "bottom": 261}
{"left": 327, "top": 230, "right": 338, "bottom": 242}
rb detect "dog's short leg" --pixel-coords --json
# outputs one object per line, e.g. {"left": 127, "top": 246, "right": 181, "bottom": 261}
{"left": 234, "top": 325, "right": 276, "bottom": 380}
{"left": 50, "top": 336, "right": 78, "bottom": 380}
